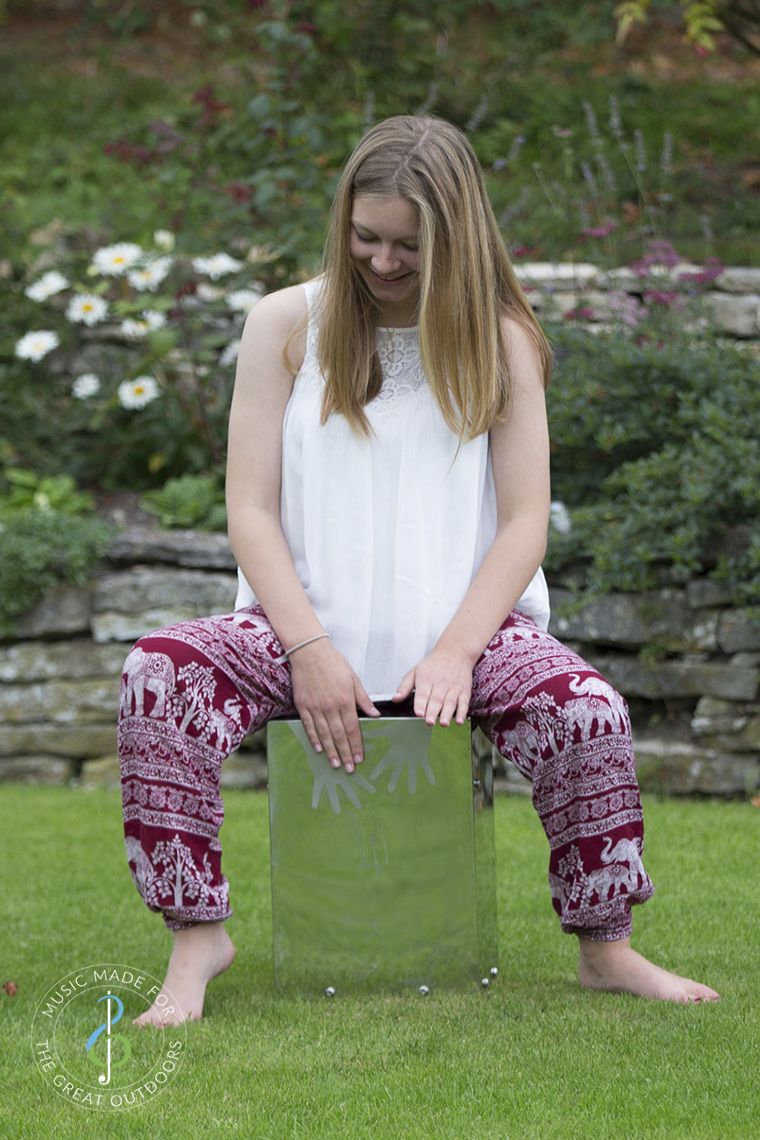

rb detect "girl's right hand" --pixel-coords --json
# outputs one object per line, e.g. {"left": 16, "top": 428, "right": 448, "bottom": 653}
{"left": 288, "top": 639, "right": 381, "bottom": 773}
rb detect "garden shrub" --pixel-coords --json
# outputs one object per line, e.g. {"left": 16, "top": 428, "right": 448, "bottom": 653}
{"left": 0, "top": 468, "right": 95, "bottom": 516}
{"left": 545, "top": 318, "right": 760, "bottom": 603}
{"left": 0, "top": 510, "right": 112, "bottom": 636}
{"left": 142, "top": 473, "right": 226, "bottom": 531}
{"left": 0, "top": 467, "right": 113, "bottom": 635}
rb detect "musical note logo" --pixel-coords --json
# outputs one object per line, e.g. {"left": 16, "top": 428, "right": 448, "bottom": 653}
{"left": 85, "top": 993, "right": 132, "bottom": 1085}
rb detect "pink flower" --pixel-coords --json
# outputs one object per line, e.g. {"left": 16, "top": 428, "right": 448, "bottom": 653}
{"left": 582, "top": 222, "right": 618, "bottom": 239}
{"left": 224, "top": 182, "right": 253, "bottom": 203}
{"left": 103, "top": 138, "right": 155, "bottom": 167}
{"left": 678, "top": 257, "right": 724, "bottom": 286}
{"left": 192, "top": 85, "right": 231, "bottom": 127}
{"left": 563, "top": 306, "right": 595, "bottom": 321}
{"left": 608, "top": 290, "right": 645, "bottom": 328}
{"left": 644, "top": 290, "right": 680, "bottom": 308}
{"left": 631, "top": 239, "right": 681, "bottom": 276}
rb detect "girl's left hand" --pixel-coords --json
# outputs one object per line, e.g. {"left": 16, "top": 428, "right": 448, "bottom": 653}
{"left": 391, "top": 645, "right": 475, "bottom": 727}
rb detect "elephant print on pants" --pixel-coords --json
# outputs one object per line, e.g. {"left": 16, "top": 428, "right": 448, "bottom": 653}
{"left": 119, "top": 606, "right": 654, "bottom": 938}
{"left": 121, "top": 646, "right": 176, "bottom": 718}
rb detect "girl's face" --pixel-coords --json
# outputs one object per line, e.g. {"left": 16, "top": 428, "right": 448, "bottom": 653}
{"left": 349, "top": 195, "right": 421, "bottom": 319}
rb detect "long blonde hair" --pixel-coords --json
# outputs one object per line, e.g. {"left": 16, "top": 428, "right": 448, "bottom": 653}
{"left": 315, "top": 114, "right": 552, "bottom": 442}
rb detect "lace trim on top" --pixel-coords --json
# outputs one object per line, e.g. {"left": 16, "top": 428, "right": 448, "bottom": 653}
{"left": 301, "top": 281, "right": 426, "bottom": 408}
{"left": 371, "top": 326, "right": 425, "bottom": 406}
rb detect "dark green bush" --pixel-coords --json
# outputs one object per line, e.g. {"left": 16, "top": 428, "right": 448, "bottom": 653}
{"left": 545, "top": 320, "right": 760, "bottom": 603}
{"left": 0, "top": 510, "right": 112, "bottom": 635}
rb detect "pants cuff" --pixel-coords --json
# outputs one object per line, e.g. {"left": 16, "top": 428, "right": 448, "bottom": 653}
{"left": 564, "top": 916, "right": 633, "bottom": 942}
{"left": 163, "top": 909, "right": 232, "bottom": 932}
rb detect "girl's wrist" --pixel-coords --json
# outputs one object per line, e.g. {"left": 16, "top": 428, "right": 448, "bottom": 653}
{"left": 275, "top": 632, "right": 331, "bottom": 665}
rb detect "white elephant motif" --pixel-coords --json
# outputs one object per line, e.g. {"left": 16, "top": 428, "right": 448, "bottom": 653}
{"left": 600, "top": 835, "right": 645, "bottom": 880}
{"left": 569, "top": 673, "right": 616, "bottom": 700}
{"left": 580, "top": 862, "right": 637, "bottom": 904}
{"left": 124, "top": 835, "right": 157, "bottom": 899}
{"left": 563, "top": 694, "right": 626, "bottom": 740}
{"left": 547, "top": 871, "right": 567, "bottom": 906}
{"left": 505, "top": 720, "right": 542, "bottom": 774}
{"left": 206, "top": 698, "right": 243, "bottom": 752}
{"left": 122, "top": 646, "right": 176, "bottom": 718}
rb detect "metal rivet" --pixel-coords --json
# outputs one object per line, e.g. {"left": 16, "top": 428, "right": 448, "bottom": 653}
{"left": 490, "top": 966, "right": 499, "bottom": 977}
{"left": 481, "top": 977, "right": 490, "bottom": 988}
{"left": 418, "top": 985, "right": 430, "bottom": 996}
{"left": 324, "top": 986, "right": 336, "bottom": 998}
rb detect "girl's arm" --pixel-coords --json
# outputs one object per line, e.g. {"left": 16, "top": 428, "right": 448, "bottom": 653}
{"left": 226, "top": 287, "right": 379, "bottom": 769}
{"left": 392, "top": 315, "right": 551, "bottom": 725}
{"left": 226, "top": 285, "right": 321, "bottom": 651}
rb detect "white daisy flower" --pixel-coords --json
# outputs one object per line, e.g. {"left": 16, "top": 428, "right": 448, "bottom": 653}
{"left": 219, "top": 338, "right": 241, "bottom": 366}
{"left": 119, "top": 311, "right": 167, "bottom": 339}
{"left": 25, "top": 271, "right": 69, "bottom": 302}
{"left": 226, "top": 287, "right": 264, "bottom": 313}
{"left": 90, "top": 242, "right": 144, "bottom": 276}
{"left": 550, "top": 501, "right": 572, "bottom": 535}
{"left": 153, "top": 230, "right": 175, "bottom": 252}
{"left": 118, "top": 375, "right": 160, "bottom": 409}
{"left": 192, "top": 253, "right": 243, "bottom": 279}
{"left": 15, "top": 330, "right": 60, "bottom": 361}
{"left": 127, "top": 257, "right": 173, "bottom": 291}
{"left": 72, "top": 373, "right": 101, "bottom": 399}
{"left": 195, "top": 283, "right": 224, "bottom": 303}
{"left": 66, "top": 293, "right": 108, "bottom": 326}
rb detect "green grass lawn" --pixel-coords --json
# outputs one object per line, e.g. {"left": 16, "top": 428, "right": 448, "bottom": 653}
{"left": 2, "top": 787, "right": 758, "bottom": 1139}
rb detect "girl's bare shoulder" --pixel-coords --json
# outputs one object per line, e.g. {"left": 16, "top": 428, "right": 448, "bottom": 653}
{"left": 241, "top": 279, "right": 318, "bottom": 374}
{"left": 247, "top": 280, "right": 310, "bottom": 332}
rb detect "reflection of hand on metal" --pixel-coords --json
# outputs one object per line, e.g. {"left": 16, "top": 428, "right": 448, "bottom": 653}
{"left": 367, "top": 744, "right": 436, "bottom": 795}
{"left": 289, "top": 721, "right": 376, "bottom": 813}
{"left": 306, "top": 752, "right": 376, "bottom": 813}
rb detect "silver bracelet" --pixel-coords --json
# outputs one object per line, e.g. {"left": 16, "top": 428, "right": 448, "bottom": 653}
{"left": 274, "top": 632, "right": 331, "bottom": 665}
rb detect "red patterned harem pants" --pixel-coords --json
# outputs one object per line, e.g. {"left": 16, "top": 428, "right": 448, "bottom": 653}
{"left": 118, "top": 605, "right": 654, "bottom": 941}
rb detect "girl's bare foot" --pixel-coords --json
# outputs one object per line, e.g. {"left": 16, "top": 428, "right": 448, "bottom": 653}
{"left": 578, "top": 937, "right": 720, "bottom": 1003}
{"left": 134, "top": 921, "right": 236, "bottom": 1027}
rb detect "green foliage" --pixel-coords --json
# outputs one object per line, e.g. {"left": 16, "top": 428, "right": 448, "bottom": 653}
{"left": 0, "top": 463, "right": 112, "bottom": 632}
{"left": 0, "top": 468, "right": 95, "bottom": 516}
{"left": 141, "top": 472, "right": 227, "bottom": 531}
{"left": 1, "top": 2, "right": 758, "bottom": 268}
{"left": 615, "top": 1, "right": 726, "bottom": 52}
{"left": 545, "top": 317, "right": 760, "bottom": 601}
{"left": 1, "top": 0, "right": 758, "bottom": 608}
{"left": 0, "top": 510, "right": 112, "bottom": 635}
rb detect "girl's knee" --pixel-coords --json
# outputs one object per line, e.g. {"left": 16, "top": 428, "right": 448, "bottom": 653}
{"left": 558, "top": 672, "right": 631, "bottom": 743}
{"left": 120, "top": 635, "right": 183, "bottom": 721}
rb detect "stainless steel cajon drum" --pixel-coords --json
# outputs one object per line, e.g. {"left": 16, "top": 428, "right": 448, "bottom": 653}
{"left": 266, "top": 716, "right": 499, "bottom": 995}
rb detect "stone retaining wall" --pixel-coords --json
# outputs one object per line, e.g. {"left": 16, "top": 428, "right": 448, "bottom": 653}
{"left": 1, "top": 527, "right": 757, "bottom": 797}
{"left": 516, "top": 263, "right": 760, "bottom": 348}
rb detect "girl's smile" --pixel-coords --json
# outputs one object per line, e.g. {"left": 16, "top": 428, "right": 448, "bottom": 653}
{"left": 350, "top": 194, "right": 421, "bottom": 324}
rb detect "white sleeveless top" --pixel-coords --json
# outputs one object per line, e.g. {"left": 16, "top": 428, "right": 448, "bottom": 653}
{"left": 235, "top": 276, "right": 550, "bottom": 700}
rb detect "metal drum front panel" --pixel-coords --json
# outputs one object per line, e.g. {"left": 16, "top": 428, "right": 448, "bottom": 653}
{"left": 267, "top": 716, "right": 498, "bottom": 995}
